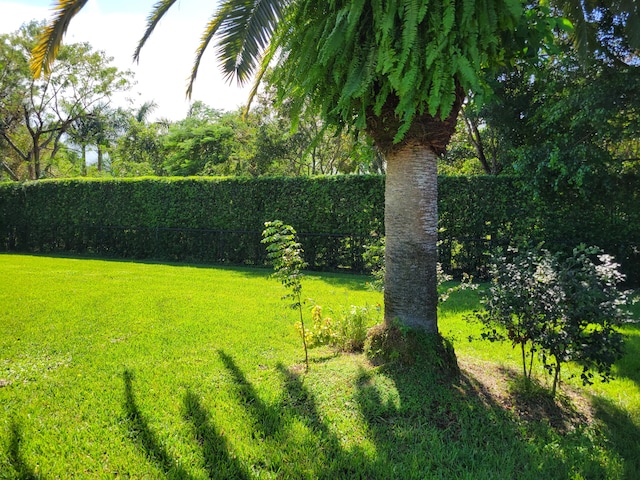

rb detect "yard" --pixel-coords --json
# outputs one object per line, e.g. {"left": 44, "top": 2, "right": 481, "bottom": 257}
{"left": 1, "top": 254, "right": 639, "bottom": 478}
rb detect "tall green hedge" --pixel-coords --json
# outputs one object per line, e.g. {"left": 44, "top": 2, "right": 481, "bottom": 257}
{"left": 1, "top": 175, "right": 639, "bottom": 282}
{"left": 0, "top": 176, "right": 384, "bottom": 271}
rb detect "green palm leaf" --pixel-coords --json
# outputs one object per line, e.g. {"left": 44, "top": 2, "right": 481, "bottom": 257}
{"left": 186, "top": 7, "right": 232, "bottom": 99}
{"left": 212, "top": 0, "right": 289, "bottom": 84}
{"left": 240, "top": 33, "right": 279, "bottom": 114}
{"left": 187, "top": 0, "right": 288, "bottom": 99}
{"left": 133, "top": 0, "right": 181, "bottom": 63}
{"left": 30, "top": 0, "right": 89, "bottom": 77}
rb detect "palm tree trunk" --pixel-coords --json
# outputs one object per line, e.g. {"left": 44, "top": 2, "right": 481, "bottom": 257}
{"left": 97, "top": 146, "right": 103, "bottom": 172}
{"left": 81, "top": 144, "right": 87, "bottom": 176}
{"left": 384, "top": 141, "right": 438, "bottom": 332}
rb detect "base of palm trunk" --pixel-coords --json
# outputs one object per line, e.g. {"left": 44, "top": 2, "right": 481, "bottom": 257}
{"left": 364, "top": 323, "right": 459, "bottom": 376}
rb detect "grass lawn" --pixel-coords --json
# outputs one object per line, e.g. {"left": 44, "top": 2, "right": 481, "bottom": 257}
{"left": 1, "top": 253, "right": 639, "bottom": 479}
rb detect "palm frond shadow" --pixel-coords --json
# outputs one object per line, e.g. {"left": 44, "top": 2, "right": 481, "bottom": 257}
{"left": 592, "top": 396, "right": 640, "bottom": 478}
{"left": 218, "top": 350, "right": 373, "bottom": 478}
{"left": 182, "top": 389, "right": 250, "bottom": 480}
{"left": 6, "top": 420, "right": 39, "bottom": 480}
{"left": 122, "top": 369, "right": 194, "bottom": 478}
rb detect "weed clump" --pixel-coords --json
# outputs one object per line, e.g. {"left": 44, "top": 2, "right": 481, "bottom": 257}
{"left": 299, "top": 304, "right": 380, "bottom": 352}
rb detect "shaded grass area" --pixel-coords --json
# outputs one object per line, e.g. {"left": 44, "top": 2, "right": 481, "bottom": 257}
{"left": 0, "top": 254, "right": 638, "bottom": 478}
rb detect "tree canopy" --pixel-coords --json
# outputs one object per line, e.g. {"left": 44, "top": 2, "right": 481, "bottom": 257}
{"left": 1, "top": 21, "right": 131, "bottom": 180}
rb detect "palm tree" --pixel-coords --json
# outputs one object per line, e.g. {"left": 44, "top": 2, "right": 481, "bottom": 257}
{"left": 134, "top": 100, "right": 158, "bottom": 124}
{"left": 30, "top": 0, "right": 639, "bottom": 335}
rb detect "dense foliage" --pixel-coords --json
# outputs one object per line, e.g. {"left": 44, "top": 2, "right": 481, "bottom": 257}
{"left": 1, "top": 174, "right": 639, "bottom": 281}
{"left": 446, "top": 2, "right": 640, "bottom": 181}
{"left": 0, "top": 21, "right": 131, "bottom": 180}
{"left": 0, "top": 176, "right": 384, "bottom": 271}
{"left": 266, "top": 0, "right": 523, "bottom": 148}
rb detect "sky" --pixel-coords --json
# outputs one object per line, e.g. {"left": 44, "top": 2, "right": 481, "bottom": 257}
{"left": 0, "top": 0, "right": 252, "bottom": 121}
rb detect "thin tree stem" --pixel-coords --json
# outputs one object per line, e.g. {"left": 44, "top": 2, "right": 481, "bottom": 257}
{"left": 528, "top": 345, "right": 535, "bottom": 379}
{"left": 552, "top": 361, "right": 560, "bottom": 397}
{"left": 297, "top": 293, "right": 309, "bottom": 372}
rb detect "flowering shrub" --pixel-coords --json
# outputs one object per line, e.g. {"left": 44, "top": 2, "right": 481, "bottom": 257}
{"left": 470, "top": 245, "right": 632, "bottom": 396}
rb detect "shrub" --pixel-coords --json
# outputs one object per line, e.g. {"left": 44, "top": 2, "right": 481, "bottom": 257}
{"left": 470, "top": 245, "right": 632, "bottom": 396}
{"left": 3, "top": 175, "right": 640, "bottom": 282}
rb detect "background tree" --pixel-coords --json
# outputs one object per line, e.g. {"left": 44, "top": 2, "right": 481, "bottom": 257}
{"left": 248, "top": 80, "right": 382, "bottom": 176}
{"left": 0, "top": 26, "right": 27, "bottom": 181}
{"left": 161, "top": 105, "right": 238, "bottom": 176}
{"left": 467, "top": 38, "right": 640, "bottom": 193}
{"left": 0, "top": 21, "right": 131, "bottom": 180}
{"left": 439, "top": 1, "right": 640, "bottom": 182}
{"left": 108, "top": 103, "right": 165, "bottom": 177}
{"left": 67, "top": 106, "right": 107, "bottom": 175}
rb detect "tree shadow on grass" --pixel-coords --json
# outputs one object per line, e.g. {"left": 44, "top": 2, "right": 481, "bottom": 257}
{"left": 122, "top": 369, "right": 193, "bottom": 478}
{"left": 274, "top": 362, "right": 375, "bottom": 478}
{"left": 218, "top": 350, "right": 373, "bottom": 478}
{"left": 353, "top": 361, "right": 620, "bottom": 479}
{"left": 123, "top": 368, "right": 250, "bottom": 479}
{"left": 215, "top": 348, "right": 630, "bottom": 478}
{"left": 592, "top": 396, "right": 640, "bottom": 479}
{"left": 182, "top": 389, "right": 250, "bottom": 480}
{"left": 118, "top": 350, "right": 634, "bottom": 479}
{"left": 217, "top": 351, "right": 283, "bottom": 439}
{"left": 5, "top": 420, "right": 38, "bottom": 480}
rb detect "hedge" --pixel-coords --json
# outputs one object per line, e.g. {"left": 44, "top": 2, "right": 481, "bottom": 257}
{"left": 0, "top": 176, "right": 384, "bottom": 271}
{"left": 1, "top": 175, "right": 639, "bottom": 282}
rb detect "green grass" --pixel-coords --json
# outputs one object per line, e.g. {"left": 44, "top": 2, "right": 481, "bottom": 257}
{"left": 1, "top": 254, "right": 639, "bottom": 479}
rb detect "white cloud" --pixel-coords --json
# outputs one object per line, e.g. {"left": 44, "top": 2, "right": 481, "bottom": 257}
{"left": 0, "top": 0, "right": 251, "bottom": 121}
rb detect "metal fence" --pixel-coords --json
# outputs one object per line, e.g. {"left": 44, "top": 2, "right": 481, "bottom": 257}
{"left": 2, "top": 223, "right": 638, "bottom": 283}
{"left": 0, "top": 224, "right": 374, "bottom": 273}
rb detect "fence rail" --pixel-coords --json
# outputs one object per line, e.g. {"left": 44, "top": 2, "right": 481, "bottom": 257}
{"left": 2, "top": 223, "right": 638, "bottom": 282}
{"left": 0, "top": 224, "right": 374, "bottom": 273}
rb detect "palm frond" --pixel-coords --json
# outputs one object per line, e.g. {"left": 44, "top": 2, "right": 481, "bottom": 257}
{"left": 135, "top": 100, "right": 159, "bottom": 123}
{"left": 133, "top": 0, "right": 180, "bottom": 63}
{"left": 561, "top": 0, "right": 596, "bottom": 58}
{"left": 243, "top": 39, "right": 279, "bottom": 116}
{"left": 186, "top": 8, "right": 231, "bottom": 99}
{"left": 214, "top": 0, "right": 288, "bottom": 84}
{"left": 188, "top": 0, "right": 288, "bottom": 99}
{"left": 30, "top": 0, "right": 89, "bottom": 78}
{"left": 558, "top": 0, "right": 640, "bottom": 56}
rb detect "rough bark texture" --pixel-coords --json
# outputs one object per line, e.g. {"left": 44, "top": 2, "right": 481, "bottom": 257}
{"left": 365, "top": 85, "right": 464, "bottom": 156}
{"left": 369, "top": 87, "right": 464, "bottom": 332}
{"left": 383, "top": 141, "right": 439, "bottom": 332}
